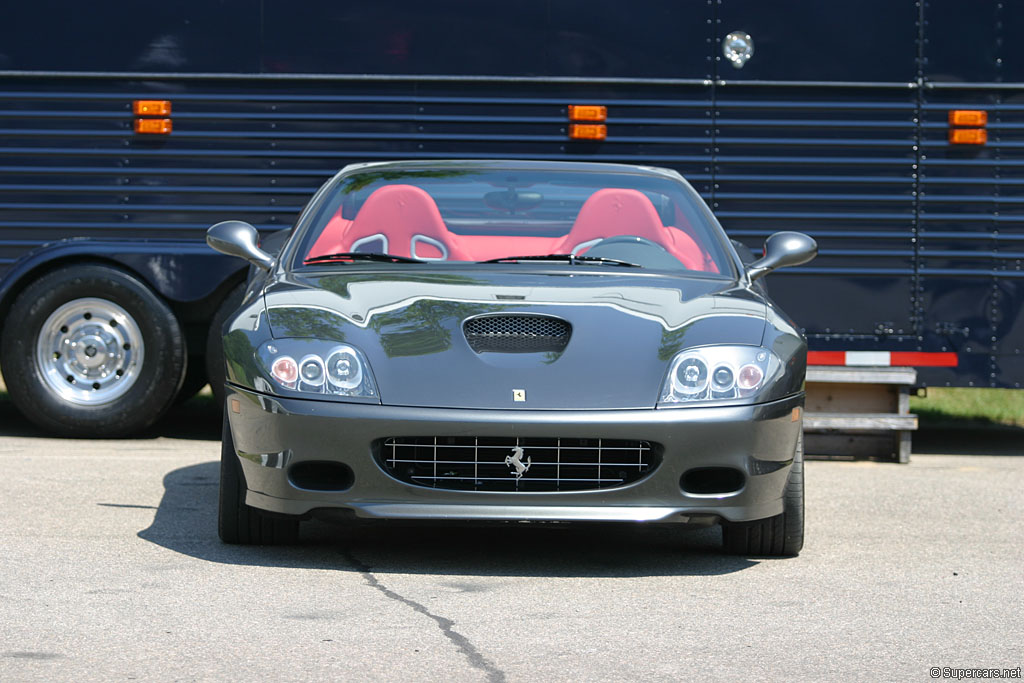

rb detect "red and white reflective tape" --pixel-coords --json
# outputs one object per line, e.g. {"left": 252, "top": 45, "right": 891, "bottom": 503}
{"left": 807, "top": 351, "right": 958, "bottom": 367}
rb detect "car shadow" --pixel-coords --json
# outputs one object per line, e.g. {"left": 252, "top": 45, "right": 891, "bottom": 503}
{"left": 136, "top": 461, "right": 761, "bottom": 577}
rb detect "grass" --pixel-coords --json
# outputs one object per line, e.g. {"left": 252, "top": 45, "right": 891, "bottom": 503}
{"left": 910, "top": 386, "right": 1024, "bottom": 429}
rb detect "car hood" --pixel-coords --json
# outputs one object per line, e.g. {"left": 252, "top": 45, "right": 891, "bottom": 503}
{"left": 261, "top": 268, "right": 767, "bottom": 410}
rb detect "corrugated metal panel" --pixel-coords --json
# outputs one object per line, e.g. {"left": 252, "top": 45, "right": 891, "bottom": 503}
{"left": 0, "top": 78, "right": 712, "bottom": 274}
{"left": 1, "top": 74, "right": 1021, "bottom": 387}
{"left": 919, "top": 85, "right": 1024, "bottom": 385}
{"left": 712, "top": 85, "right": 920, "bottom": 340}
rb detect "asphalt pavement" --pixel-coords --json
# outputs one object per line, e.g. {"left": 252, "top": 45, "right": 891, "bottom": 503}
{"left": 0, "top": 395, "right": 1021, "bottom": 682}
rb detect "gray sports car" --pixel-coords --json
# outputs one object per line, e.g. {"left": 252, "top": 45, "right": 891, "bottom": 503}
{"left": 207, "top": 160, "right": 817, "bottom": 556}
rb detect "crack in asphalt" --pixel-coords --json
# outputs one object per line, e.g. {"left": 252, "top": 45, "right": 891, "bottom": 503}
{"left": 97, "top": 503, "right": 159, "bottom": 510}
{"left": 341, "top": 550, "right": 505, "bottom": 683}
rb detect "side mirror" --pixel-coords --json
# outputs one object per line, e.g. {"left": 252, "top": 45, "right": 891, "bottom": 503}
{"left": 207, "top": 220, "right": 274, "bottom": 271}
{"left": 746, "top": 231, "right": 817, "bottom": 282}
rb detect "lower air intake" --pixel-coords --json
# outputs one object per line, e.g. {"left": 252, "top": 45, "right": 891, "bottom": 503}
{"left": 380, "top": 436, "right": 657, "bottom": 492}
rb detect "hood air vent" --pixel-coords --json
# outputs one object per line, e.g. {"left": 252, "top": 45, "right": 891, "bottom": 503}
{"left": 464, "top": 314, "right": 571, "bottom": 354}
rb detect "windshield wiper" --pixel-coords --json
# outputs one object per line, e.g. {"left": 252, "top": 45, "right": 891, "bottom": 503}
{"left": 304, "top": 252, "right": 425, "bottom": 265}
{"left": 481, "top": 253, "right": 642, "bottom": 268}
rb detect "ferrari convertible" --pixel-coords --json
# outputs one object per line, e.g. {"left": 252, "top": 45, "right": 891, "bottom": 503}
{"left": 207, "top": 160, "right": 817, "bottom": 556}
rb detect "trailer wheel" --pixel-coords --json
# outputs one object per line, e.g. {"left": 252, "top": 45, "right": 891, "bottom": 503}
{"left": 722, "top": 432, "right": 804, "bottom": 557}
{"left": 0, "top": 264, "right": 186, "bottom": 437}
{"left": 174, "top": 358, "right": 209, "bottom": 405}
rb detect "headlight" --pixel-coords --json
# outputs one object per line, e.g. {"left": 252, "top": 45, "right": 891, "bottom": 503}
{"left": 257, "top": 339, "right": 379, "bottom": 402}
{"left": 326, "top": 347, "right": 362, "bottom": 390}
{"left": 659, "top": 345, "right": 780, "bottom": 405}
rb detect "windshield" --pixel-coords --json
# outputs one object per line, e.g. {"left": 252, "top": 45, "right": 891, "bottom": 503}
{"left": 292, "top": 164, "right": 734, "bottom": 275}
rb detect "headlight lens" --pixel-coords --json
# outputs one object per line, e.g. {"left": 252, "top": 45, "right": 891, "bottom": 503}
{"left": 674, "top": 355, "right": 709, "bottom": 396}
{"left": 270, "top": 356, "right": 298, "bottom": 387}
{"left": 659, "top": 345, "right": 780, "bottom": 405}
{"left": 326, "top": 347, "right": 362, "bottom": 390}
{"left": 257, "top": 339, "right": 378, "bottom": 401}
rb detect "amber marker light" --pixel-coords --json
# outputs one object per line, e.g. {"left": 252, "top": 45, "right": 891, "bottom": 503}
{"left": 568, "top": 105, "right": 607, "bottom": 122}
{"left": 133, "top": 99, "right": 172, "bottom": 116}
{"left": 569, "top": 123, "right": 607, "bottom": 140}
{"left": 948, "top": 109, "right": 987, "bottom": 127}
{"left": 948, "top": 128, "right": 987, "bottom": 145}
{"left": 135, "top": 118, "right": 173, "bottom": 135}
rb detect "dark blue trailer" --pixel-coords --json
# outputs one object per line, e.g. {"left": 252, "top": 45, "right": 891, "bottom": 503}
{"left": 0, "top": 0, "right": 1021, "bottom": 435}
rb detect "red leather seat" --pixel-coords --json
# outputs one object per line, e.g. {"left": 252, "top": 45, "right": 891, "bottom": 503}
{"left": 558, "top": 188, "right": 706, "bottom": 270}
{"left": 306, "top": 214, "right": 353, "bottom": 259}
{"left": 310, "top": 184, "right": 469, "bottom": 261}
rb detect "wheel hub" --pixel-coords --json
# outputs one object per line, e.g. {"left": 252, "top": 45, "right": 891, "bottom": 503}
{"left": 68, "top": 329, "right": 120, "bottom": 372}
{"left": 35, "top": 298, "right": 145, "bottom": 406}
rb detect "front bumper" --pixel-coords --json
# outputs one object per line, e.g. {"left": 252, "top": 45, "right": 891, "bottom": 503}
{"left": 226, "top": 385, "right": 803, "bottom": 524}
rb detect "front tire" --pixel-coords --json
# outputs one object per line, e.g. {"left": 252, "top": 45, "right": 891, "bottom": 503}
{"left": 0, "top": 264, "right": 186, "bottom": 437}
{"left": 218, "top": 416, "right": 300, "bottom": 545}
{"left": 722, "top": 432, "right": 804, "bottom": 557}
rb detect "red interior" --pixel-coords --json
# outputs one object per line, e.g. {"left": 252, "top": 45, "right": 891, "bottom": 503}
{"left": 307, "top": 184, "right": 471, "bottom": 260}
{"left": 306, "top": 184, "right": 715, "bottom": 271}
{"left": 554, "top": 188, "right": 708, "bottom": 271}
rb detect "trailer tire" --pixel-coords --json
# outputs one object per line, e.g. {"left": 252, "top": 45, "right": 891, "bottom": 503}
{"left": 174, "top": 358, "right": 209, "bottom": 405}
{"left": 0, "top": 264, "right": 186, "bottom": 437}
{"left": 205, "top": 283, "right": 245, "bottom": 411}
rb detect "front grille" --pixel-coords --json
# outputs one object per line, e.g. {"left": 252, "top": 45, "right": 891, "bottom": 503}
{"left": 381, "top": 436, "right": 657, "bottom": 492}
{"left": 463, "top": 314, "right": 570, "bottom": 353}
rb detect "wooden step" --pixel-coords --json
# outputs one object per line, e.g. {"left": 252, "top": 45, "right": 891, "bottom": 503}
{"left": 805, "top": 366, "right": 917, "bottom": 463}
{"left": 804, "top": 412, "right": 918, "bottom": 431}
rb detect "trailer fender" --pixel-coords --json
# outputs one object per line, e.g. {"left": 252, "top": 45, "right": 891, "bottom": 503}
{"left": 0, "top": 238, "right": 246, "bottom": 318}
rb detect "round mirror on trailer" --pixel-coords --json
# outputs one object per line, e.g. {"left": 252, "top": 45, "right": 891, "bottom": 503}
{"left": 722, "top": 31, "right": 754, "bottom": 69}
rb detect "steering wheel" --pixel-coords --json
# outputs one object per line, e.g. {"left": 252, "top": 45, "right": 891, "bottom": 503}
{"left": 583, "top": 235, "right": 684, "bottom": 270}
